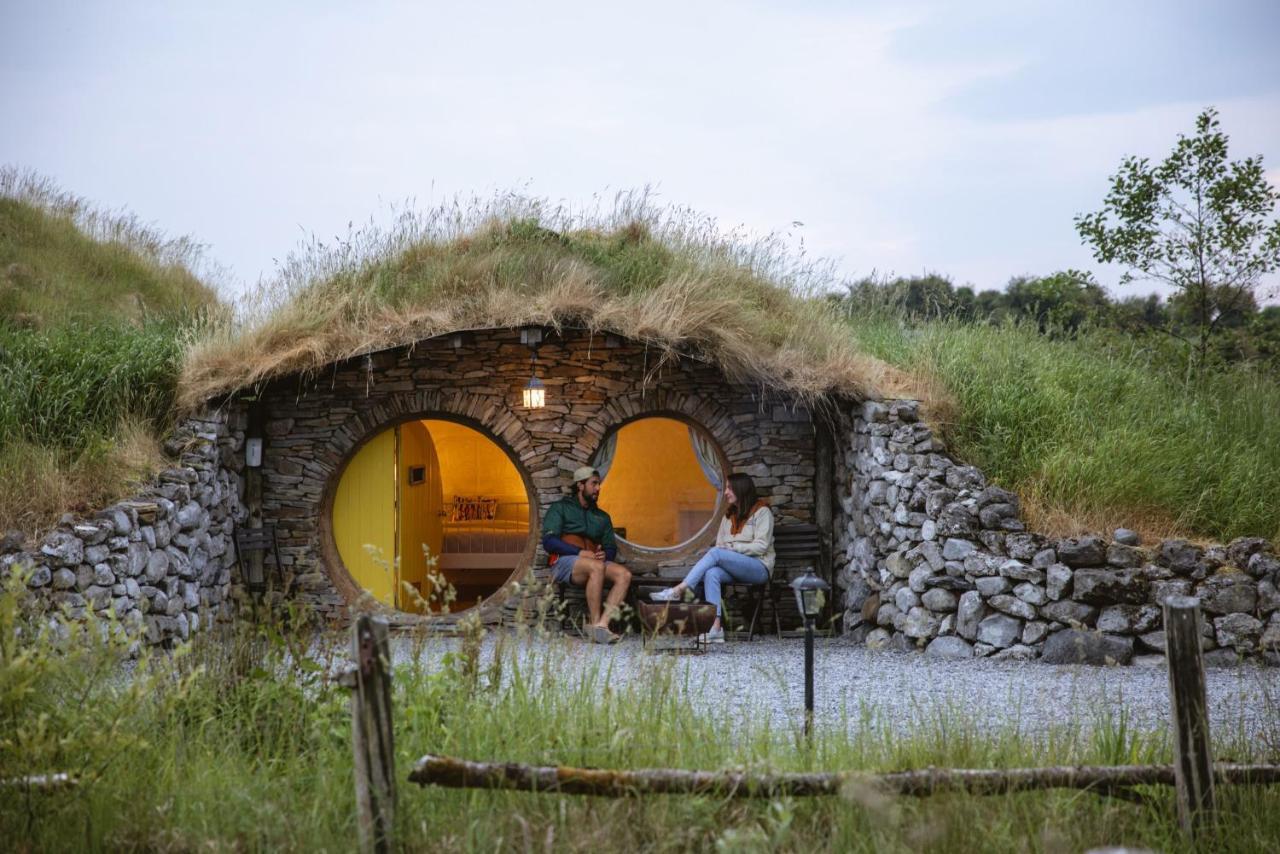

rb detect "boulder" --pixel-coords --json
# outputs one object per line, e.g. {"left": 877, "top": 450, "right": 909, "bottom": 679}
{"left": 921, "top": 588, "right": 958, "bottom": 612}
{"left": 1226, "top": 537, "right": 1268, "bottom": 570}
{"left": 1031, "top": 548, "right": 1057, "bottom": 569}
{"left": 1073, "top": 568, "right": 1148, "bottom": 605}
{"left": 40, "top": 532, "right": 83, "bottom": 567}
{"left": 1197, "top": 574, "right": 1257, "bottom": 615}
{"left": 1106, "top": 543, "right": 1145, "bottom": 568}
{"left": 1246, "top": 552, "right": 1280, "bottom": 580}
{"left": 1005, "top": 533, "right": 1047, "bottom": 561}
{"left": 1214, "top": 613, "right": 1264, "bottom": 651}
{"left": 1013, "top": 582, "right": 1047, "bottom": 606}
{"left": 1045, "top": 563, "right": 1072, "bottom": 601}
{"left": 1156, "top": 539, "right": 1204, "bottom": 576}
{"left": 1056, "top": 536, "right": 1106, "bottom": 567}
{"left": 902, "top": 607, "right": 939, "bottom": 639}
{"left": 1113, "top": 528, "right": 1141, "bottom": 546}
{"left": 1041, "top": 629, "right": 1134, "bottom": 665}
{"left": 979, "top": 504, "right": 1018, "bottom": 529}
{"left": 991, "top": 644, "right": 1036, "bottom": 661}
{"left": 945, "top": 466, "right": 986, "bottom": 492}
{"left": 989, "top": 594, "right": 1037, "bottom": 621}
{"left": 937, "top": 504, "right": 978, "bottom": 537}
{"left": 941, "top": 538, "right": 977, "bottom": 561}
{"left": 1258, "top": 579, "right": 1280, "bottom": 616}
{"left": 975, "top": 577, "right": 1011, "bottom": 597}
{"left": 956, "top": 591, "right": 985, "bottom": 641}
{"left": 908, "top": 566, "right": 933, "bottom": 594}
{"left": 999, "top": 559, "right": 1044, "bottom": 583}
{"left": 923, "top": 575, "right": 973, "bottom": 592}
{"left": 975, "top": 614, "right": 1022, "bottom": 649}
{"left": 1150, "top": 579, "right": 1192, "bottom": 605}
{"left": 1022, "top": 620, "right": 1050, "bottom": 645}
{"left": 895, "top": 587, "right": 920, "bottom": 612}
{"left": 925, "top": 636, "right": 973, "bottom": 659}
{"left": 1040, "top": 599, "right": 1098, "bottom": 627}
{"left": 865, "top": 628, "right": 891, "bottom": 650}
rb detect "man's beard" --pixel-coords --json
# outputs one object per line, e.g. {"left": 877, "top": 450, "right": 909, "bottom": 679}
{"left": 578, "top": 489, "right": 599, "bottom": 509}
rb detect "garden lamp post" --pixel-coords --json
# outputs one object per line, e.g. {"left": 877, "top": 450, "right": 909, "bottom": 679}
{"left": 791, "top": 569, "right": 830, "bottom": 740}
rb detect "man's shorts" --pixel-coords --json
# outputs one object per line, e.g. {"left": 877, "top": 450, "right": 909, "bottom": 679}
{"left": 551, "top": 554, "right": 579, "bottom": 584}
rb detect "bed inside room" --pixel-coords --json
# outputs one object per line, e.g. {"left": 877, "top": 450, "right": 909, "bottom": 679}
{"left": 419, "top": 420, "right": 531, "bottom": 610}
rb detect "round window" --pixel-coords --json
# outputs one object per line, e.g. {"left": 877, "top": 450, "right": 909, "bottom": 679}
{"left": 592, "top": 417, "right": 726, "bottom": 550}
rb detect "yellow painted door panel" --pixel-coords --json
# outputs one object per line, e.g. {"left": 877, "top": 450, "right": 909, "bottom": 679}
{"left": 333, "top": 429, "right": 397, "bottom": 607}
{"left": 398, "top": 421, "right": 444, "bottom": 611}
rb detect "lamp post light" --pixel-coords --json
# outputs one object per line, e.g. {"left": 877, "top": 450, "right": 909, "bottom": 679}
{"left": 520, "top": 327, "right": 546, "bottom": 409}
{"left": 790, "top": 568, "right": 830, "bottom": 740}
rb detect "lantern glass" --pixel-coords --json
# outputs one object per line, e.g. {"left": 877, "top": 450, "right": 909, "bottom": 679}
{"left": 523, "top": 377, "right": 546, "bottom": 409}
{"left": 790, "top": 570, "right": 829, "bottom": 618}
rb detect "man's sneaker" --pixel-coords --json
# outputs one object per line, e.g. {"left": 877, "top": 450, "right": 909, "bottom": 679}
{"left": 699, "top": 625, "right": 725, "bottom": 644}
{"left": 649, "top": 587, "right": 682, "bottom": 602}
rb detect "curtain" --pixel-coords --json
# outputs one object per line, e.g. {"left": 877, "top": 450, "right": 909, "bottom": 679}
{"left": 688, "top": 426, "right": 724, "bottom": 489}
{"left": 591, "top": 432, "right": 618, "bottom": 480}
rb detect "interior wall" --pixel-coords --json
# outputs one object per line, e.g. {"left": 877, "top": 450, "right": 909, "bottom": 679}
{"left": 600, "top": 417, "right": 719, "bottom": 548}
{"left": 423, "top": 419, "right": 526, "bottom": 519}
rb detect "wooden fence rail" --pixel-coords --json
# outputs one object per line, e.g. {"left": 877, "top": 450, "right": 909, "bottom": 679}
{"left": 408, "top": 754, "right": 1280, "bottom": 799}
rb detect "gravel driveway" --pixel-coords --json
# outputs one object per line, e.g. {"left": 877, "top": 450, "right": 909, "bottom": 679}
{"left": 387, "top": 632, "right": 1280, "bottom": 742}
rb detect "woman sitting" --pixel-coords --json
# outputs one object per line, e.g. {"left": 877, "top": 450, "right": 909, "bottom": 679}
{"left": 650, "top": 472, "right": 775, "bottom": 643}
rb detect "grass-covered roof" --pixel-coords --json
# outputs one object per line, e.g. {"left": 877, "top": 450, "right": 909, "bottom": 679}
{"left": 179, "top": 193, "right": 912, "bottom": 410}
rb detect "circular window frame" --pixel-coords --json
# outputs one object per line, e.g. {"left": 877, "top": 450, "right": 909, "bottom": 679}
{"left": 319, "top": 411, "right": 539, "bottom": 618}
{"left": 592, "top": 413, "right": 730, "bottom": 558}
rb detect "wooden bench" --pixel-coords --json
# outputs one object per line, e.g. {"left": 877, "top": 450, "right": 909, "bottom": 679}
{"left": 724, "top": 523, "right": 822, "bottom": 639}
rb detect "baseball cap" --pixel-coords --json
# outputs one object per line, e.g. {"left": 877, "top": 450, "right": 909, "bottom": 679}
{"left": 573, "top": 465, "right": 600, "bottom": 484}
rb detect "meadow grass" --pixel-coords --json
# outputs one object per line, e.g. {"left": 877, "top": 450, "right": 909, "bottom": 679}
{"left": 0, "top": 169, "right": 223, "bottom": 538}
{"left": 3, "top": 574, "right": 1278, "bottom": 853}
{"left": 843, "top": 311, "right": 1280, "bottom": 545}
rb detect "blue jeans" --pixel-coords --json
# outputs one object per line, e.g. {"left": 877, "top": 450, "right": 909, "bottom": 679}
{"left": 683, "top": 548, "right": 769, "bottom": 616}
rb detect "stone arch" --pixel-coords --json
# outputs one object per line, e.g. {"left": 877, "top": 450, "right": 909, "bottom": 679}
{"left": 314, "top": 390, "right": 539, "bottom": 618}
{"left": 572, "top": 389, "right": 755, "bottom": 472}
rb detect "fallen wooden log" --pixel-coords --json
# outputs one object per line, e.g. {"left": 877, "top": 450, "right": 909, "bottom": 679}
{"left": 0, "top": 773, "right": 78, "bottom": 791}
{"left": 409, "top": 754, "right": 1280, "bottom": 799}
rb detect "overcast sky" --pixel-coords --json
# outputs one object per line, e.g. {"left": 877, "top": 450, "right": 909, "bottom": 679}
{"left": 3, "top": 0, "right": 1278, "bottom": 302}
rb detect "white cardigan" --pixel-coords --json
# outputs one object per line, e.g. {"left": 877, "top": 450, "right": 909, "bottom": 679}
{"left": 714, "top": 504, "right": 775, "bottom": 574}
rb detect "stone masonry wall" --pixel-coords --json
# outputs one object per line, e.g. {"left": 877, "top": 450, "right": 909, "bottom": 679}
{"left": 834, "top": 399, "right": 1280, "bottom": 667}
{"left": 253, "top": 328, "right": 820, "bottom": 623}
{"left": 1, "top": 408, "right": 248, "bottom": 645}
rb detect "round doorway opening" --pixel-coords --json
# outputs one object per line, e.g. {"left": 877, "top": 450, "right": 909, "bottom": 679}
{"left": 593, "top": 417, "right": 726, "bottom": 550}
{"left": 331, "top": 419, "right": 532, "bottom": 613}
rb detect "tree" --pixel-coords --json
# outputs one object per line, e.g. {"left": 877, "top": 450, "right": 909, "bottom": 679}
{"left": 1003, "top": 269, "right": 1110, "bottom": 335}
{"left": 1075, "top": 107, "right": 1280, "bottom": 371}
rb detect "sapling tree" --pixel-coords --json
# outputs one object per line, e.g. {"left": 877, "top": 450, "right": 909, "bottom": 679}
{"left": 1075, "top": 107, "right": 1280, "bottom": 372}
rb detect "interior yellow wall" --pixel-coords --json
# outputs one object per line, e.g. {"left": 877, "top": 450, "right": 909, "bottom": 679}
{"left": 423, "top": 419, "right": 526, "bottom": 518}
{"left": 398, "top": 421, "right": 444, "bottom": 610}
{"left": 332, "top": 428, "right": 397, "bottom": 606}
{"left": 599, "top": 418, "right": 719, "bottom": 548}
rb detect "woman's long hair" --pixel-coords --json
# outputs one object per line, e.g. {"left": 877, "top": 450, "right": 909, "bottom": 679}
{"left": 726, "top": 472, "right": 759, "bottom": 527}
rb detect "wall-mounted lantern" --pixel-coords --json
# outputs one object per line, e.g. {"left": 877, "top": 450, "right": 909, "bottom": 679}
{"left": 520, "top": 327, "right": 546, "bottom": 409}
{"left": 245, "top": 437, "right": 264, "bottom": 468}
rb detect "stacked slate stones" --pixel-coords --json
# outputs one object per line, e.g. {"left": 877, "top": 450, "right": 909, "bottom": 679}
{"left": 0, "top": 411, "right": 248, "bottom": 646}
{"left": 835, "top": 399, "right": 1280, "bottom": 666}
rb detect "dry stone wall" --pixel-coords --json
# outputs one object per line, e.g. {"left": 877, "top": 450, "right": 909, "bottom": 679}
{"left": 1, "top": 409, "right": 247, "bottom": 645}
{"left": 834, "top": 399, "right": 1280, "bottom": 667}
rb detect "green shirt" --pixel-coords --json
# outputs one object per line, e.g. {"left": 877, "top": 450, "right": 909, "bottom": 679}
{"left": 541, "top": 496, "right": 617, "bottom": 551}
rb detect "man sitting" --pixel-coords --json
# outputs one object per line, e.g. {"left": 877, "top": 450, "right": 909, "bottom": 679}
{"left": 541, "top": 465, "right": 632, "bottom": 643}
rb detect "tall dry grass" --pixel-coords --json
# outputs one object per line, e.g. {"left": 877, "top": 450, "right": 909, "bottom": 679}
{"left": 179, "top": 191, "right": 917, "bottom": 410}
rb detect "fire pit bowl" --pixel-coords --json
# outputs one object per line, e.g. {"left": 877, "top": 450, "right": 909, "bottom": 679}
{"left": 637, "top": 601, "right": 718, "bottom": 638}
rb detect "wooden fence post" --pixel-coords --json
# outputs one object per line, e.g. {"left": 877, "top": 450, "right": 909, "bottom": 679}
{"left": 345, "top": 615, "right": 396, "bottom": 854}
{"left": 1164, "top": 595, "right": 1214, "bottom": 837}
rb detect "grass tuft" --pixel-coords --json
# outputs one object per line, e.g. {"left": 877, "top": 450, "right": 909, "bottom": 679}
{"left": 178, "top": 190, "right": 922, "bottom": 410}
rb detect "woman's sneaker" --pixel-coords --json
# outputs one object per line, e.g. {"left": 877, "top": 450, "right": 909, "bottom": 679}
{"left": 649, "top": 587, "right": 682, "bottom": 602}
{"left": 699, "top": 625, "right": 725, "bottom": 644}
